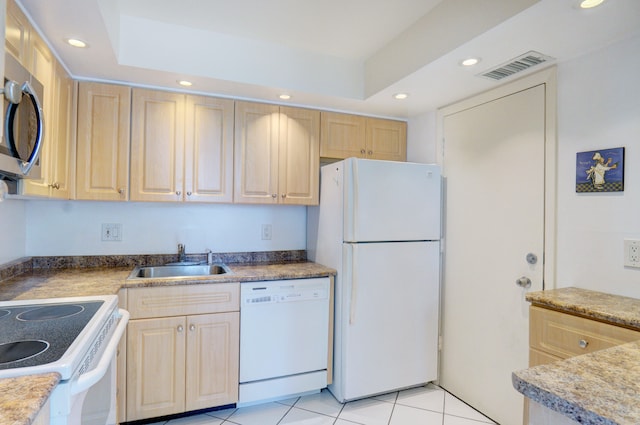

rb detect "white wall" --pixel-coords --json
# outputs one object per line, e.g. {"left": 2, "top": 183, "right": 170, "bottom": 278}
{"left": 25, "top": 201, "right": 307, "bottom": 256}
{"left": 555, "top": 34, "right": 640, "bottom": 298}
{"left": 407, "top": 110, "right": 437, "bottom": 163}
{"left": 0, "top": 198, "right": 26, "bottom": 263}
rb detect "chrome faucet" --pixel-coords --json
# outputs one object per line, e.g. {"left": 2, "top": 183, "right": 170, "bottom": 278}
{"left": 205, "top": 249, "right": 213, "bottom": 265}
{"left": 178, "top": 244, "right": 186, "bottom": 262}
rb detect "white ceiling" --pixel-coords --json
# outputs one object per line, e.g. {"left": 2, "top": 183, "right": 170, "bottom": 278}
{"left": 16, "top": 0, "right": 640, "bottom": 118}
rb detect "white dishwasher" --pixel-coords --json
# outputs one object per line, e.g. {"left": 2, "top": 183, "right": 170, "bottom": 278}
{"left": 239, "top": 277, "right": 330, "bottom": 406}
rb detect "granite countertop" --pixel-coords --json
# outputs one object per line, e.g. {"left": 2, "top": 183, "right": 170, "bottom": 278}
{"left": 513, "top": 341, "right": 640, "bottom": 425}
{"left": 526, "top": 287, "right": 640, "bottom": 330}
{"left": 0, "top": 261, "right": 336, "bottom": 300}
{"left": 514, "top": 287, "right": 640, "bottom": 425}
{"left": 0, "top": 373, "right": 60, "bottom": 425}
{"left": 0, "top": 253, "right": 336, "bottom": 425}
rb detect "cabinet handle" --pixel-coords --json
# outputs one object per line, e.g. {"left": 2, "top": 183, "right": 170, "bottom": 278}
{"left": 189, "top": 324, "right": 196, "bottom": 331}
{"left": 118, "top": 188, "right": 124, "bottom": 195}
{"left": 177, "top": 325, "right": 184, "bottom": 333}
{"left": 281, "top": 194, "right": 287, "bottom": 198}
{"left": 271, "top": 194, "right": 277, "bottom": 198}
{"left": 360, "top": 149, "right": 366, "bottom": 155}
{"left": 186, "top": 192, "right": 192, "bottom": 196}
{"left": 176, "top": 191, "right": 182, "bottom": 196}
{"left": 367, "top": 150, "right": 373, "bottom": 156}
{"left": 578, "top": 339, "right": 589, "bottom": 349}
{"left": 49, "top": 182, "right": 60, "bottom": 190}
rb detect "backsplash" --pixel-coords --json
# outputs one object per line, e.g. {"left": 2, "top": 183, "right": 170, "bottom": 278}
{"left": 0, "top": 250, "right": 307, "bottom": 282}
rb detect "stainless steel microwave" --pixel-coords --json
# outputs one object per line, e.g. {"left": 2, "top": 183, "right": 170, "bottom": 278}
{"left": 0, "top": 53, "right": 44, "bottom": 180}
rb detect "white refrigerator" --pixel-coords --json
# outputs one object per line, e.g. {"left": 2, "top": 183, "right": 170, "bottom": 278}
{"left": 307, "top": 158, "right": 441, "bottom": 402}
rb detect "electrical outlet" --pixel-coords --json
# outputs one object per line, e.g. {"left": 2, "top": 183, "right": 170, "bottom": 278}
{"left": 261, "top": 224, "right": 272, "bottom": 240}
{"left": 623, "top": 239, "right": 640, "bottom": 268}
{"left": 102, "top": 223, "right": 122, "bottom": 241}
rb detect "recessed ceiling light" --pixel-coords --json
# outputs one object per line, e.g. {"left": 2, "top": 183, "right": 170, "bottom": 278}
{"left": 580, "top": 0, "right": 605, "bottom": 8}
{"left": 66, "top": 38, "right": 88, "bottom": 48}
{"left": 393, "top": 93, "right": 409, "bottom": 100}
{"left": 279, "top": 94, "right": 291, "bottom": 100}
{"left": 177, "top": 80, "right": 193, "bottom": 87}
{"left": 461, "top": 58, "right": 480, "bottom": 67}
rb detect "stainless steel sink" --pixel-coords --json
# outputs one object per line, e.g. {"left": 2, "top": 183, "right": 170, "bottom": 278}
{"left": 130, "top": 263, "right": 231, "bottom": 279}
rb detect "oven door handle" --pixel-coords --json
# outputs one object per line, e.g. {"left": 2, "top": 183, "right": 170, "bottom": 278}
{"left": 70, "top": 309, "right": 130, "bottom": 396}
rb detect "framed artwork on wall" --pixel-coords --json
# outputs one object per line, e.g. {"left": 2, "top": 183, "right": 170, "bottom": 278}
{"left": 576, "top": 147, "right": 625, "bottom": 193}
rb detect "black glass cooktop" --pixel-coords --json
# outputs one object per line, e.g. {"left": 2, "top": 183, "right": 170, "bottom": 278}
{"left": 0, "top": 301, "right": 103, "bottom": 369}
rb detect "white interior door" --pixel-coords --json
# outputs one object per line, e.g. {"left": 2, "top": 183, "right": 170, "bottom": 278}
{"left": 439, "top": 76, "right": 553, "bottom": 425}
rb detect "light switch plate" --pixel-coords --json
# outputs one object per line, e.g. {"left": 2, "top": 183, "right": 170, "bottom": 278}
{"left": 102, "top": 223, "right": 122, "bottom": 241}
{"left": 623, "top": 239, "right": 640, "bottom": 268}
{"left": 261, "top": 224, "right": 272, "bottom": 240}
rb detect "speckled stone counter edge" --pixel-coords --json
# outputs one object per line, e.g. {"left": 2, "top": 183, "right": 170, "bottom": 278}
{"left": 512, "top": 370, "right": 615, "bottom": 425}
{"left": 525, "top": 287, "right": 640, "bottom": 330}
{"left": 0, "top": 250, "right": 307, "bottom": 283}
{"left": 0, "top": 373, "right": 60, "bottom": 425}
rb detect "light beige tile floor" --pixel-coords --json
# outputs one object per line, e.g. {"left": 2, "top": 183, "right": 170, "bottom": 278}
{"left": 149, "top": 384, "right": 497, "bottom": 425}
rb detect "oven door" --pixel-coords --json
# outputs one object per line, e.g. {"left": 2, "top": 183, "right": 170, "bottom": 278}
{"left": 51, "top": 309, "right": 129, "bottom": 425}
{"left": 1, "top": 53, "right": 44, "bottom": 179}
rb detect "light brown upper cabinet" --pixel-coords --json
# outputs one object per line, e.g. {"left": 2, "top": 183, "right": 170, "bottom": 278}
{"left": 76, "top": 82, "right": 131, "bottom": 201}
{"left": 234, "top": 101, "right": 319, "bottom": 205}
{"left": 320, "top": 112, "right": 407, "bottom": 162}
{"left": 183, "top": 95, "right": 234, "bottom": 203}
{"left": 19, "top": 32, "right": 75, "bottom": 199}
{"left": 130, "top": 89, "right": 234, "bottom": 203}
{"left": 5, "top": 0, "right": 31, "bottom": 67}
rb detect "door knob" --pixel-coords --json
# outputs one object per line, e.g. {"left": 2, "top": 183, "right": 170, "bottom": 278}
{"left": 516, "top": 276, "right": 532, "bottom": 288}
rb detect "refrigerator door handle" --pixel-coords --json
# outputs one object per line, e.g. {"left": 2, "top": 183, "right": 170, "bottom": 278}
{"left": 349, "top": 244, "right": 358, "bottom": 325}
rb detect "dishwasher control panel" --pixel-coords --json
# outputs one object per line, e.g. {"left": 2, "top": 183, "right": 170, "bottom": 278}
{"left": 243, "top": 283, "right": 328, "bottom": 305}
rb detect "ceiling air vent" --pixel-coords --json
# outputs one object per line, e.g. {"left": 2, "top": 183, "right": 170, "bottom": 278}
{"left": 478, "top": 51, "right": 555, "bottom": 81}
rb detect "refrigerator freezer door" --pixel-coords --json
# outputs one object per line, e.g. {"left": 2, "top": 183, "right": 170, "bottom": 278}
{"left": 343, "top": 158, "right": 441, "bottom": 243}
{"left": 334, "top": 241, "right": 440, "bottom": 402}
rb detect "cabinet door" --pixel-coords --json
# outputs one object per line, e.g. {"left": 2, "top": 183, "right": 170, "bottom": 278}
{"left": 319, "top": 112, "right": 366, "bottom": 159}
{"left": 185, "top": 312, "right": 239, "bottom": 410}
{"left": 76, "top": 83, "right": 131, "bottom": 201}
{"left": 279, "top": 106, "right": 320, "bottom": 205}
{"left": 20, "top": 31, "right": 54, "bottom": 197}
{"left": 184, "top": 95, "right": 234, "bottom": 203}
{"left": 48, "top": 62, "right": 74, "bottom": 199}
{"left": 127, "top": 316, "right": 186, "bottom": 421}
{"left": 130, "top": 89, "right": 185, "bottom": 202}
{"left": 5, "top": 0, "right": 31, "bottom": 67}
{"left": 234, "top": 101, "right": 279, "bottom": 204}
{"left": 365, "top": 118, "right": 407, "bottom": 161}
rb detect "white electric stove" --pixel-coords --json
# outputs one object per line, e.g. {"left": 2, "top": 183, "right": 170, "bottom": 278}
{"left": 0, "top": 295, "right": 129, "bottom": 425}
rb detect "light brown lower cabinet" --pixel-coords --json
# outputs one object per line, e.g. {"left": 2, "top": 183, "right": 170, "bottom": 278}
{"left": 124, "top": 283, "right": 239, "bottom": 422}
{"left": 529, "top": 305, "right": 640, "bottom": 366}
{"left": 525, "top": 305, "right": 640, "bottom": 424}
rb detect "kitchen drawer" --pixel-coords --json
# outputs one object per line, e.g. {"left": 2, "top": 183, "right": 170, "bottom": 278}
{"left": 127, "top": 283, "right": 239, "bottom": 319}
{"left": 530, "top": 305, "right": 640, "bottom": 359}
